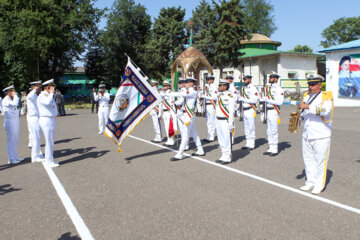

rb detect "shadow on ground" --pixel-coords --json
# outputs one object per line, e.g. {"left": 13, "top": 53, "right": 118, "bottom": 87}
{"left": 0, "top": 184, "right": 22, "bottom": 195}
{"left": 295, "top": 169, "right": 333, "bottom": 191}
{"left": 54, "top": 147, "right": 110, "bottom": 165}
{"left": 55, "top": 137, "right": 82, "bottom": 145}
{"left": 58, "top": 232, "right": 81, "bottom": 240}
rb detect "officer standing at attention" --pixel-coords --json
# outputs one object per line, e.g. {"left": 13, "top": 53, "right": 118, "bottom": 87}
{"left": 27, "top": 81, "right": 44, "bottom": 163}
{"left": 202, "top": 76, "right": 217, "bottom": 142}
{"left": 94, "top": 84, "right": 110, "bottom": 135}
{"left": 161, "top": 80, "right": 175, "bottom": 146}
{"left": 299, "top": 74, "right": 333, "bottom": 195}
{"left": 225, "top": 75, "right": 238, "bottom": 143}
{"left": 38, "top": 79, "right": 59, "bottom": 167}
{"left": 174, "top": 78, "right": 189, "bottom": 151}
{"left": 167, "top": 78, "right": 205, "bottom": 160}
{"left": 263, "top": 72, "right": 284, "bottom": 156}
{"left": 239, "top": 75, "right": 259, "bottom": 150}
{"left": 2, "top": 85, "right": 24, "bottom": 164}
{"left": 215, "top": 80, "right": 235, "bottom": 164}
{"left": 149, "top": 80, "right": 162, "bottom": 143}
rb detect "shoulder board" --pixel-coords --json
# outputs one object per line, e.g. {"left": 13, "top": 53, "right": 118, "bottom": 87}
{"left": 322, "top": 91, "right": 333, "bottom": 100}
{"left": 228, "top": 94, "right": 233, "bottom": 98}
{"left": 44, "top": 93, "right": 49, "bottom": 97}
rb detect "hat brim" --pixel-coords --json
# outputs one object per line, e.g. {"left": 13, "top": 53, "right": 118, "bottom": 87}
{"left": 307, "top": 79, "right": 322, "bottom": 84}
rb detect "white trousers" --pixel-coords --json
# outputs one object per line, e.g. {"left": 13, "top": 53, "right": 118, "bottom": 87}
{"left": 205, "top": 104, "right": 216, "bottom": 138}
{"left": 39, "top": 117, "right": 56, "bottom": 164}
{"left": 27, "top": 117, "right": 32, "bottom": 147}
{"left": 27, "top": 116, "right": 42, "bottom": 160}
{"left": 215, "top": 118, "right": 232, "bottom": 161}
{"left": 98, "top": 106, "right": 110, "bottom": 133}
{"left": 243, "top": 109, "right": 256, "bottom": 141}
{"left": 266, "top": 110, "right": 279, "bottom": 145}
{"left": 178, "top": 117, "right": 202, "bottom": 154}
{"left": 4, "top": 117, "right": 19, "bottom": 162}
{"left": 150, "top": 110, "right": 161, "bottom": 136}
{"left": 302, "top": 137, "right": 331, "bottom": 189}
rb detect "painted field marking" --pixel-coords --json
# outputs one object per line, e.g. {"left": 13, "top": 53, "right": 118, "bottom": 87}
{"left": 42, "top": 162, "right": 95, "bottom": 240}
{"left": 129, "top": 135, "right": 360, "bottom": 215}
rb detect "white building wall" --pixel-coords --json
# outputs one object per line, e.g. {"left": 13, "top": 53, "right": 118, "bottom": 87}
{"left": 325, "top": 49, "right": 360, "bottom": 107}
{"left": 258, "top": 56, "right": 278, "bottom": 86}
{"left": 278, "top": 54, "right": 317, "bottom": 79}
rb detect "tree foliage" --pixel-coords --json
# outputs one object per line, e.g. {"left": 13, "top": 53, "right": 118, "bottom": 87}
{"left": 144, "top": 6, "right": 186, "bottom": 81}
{"left": 189, "top": 0, "right": 217, "bottom": 65}
{"left": 85, "top": 0, "right": 151, "bottom": 87}
{"left": 241, "top": 0, "right": 277, "bottom": 37}
{"left": 0, "top": 0, "right": 102, "bottom": 91}
{"left": 211, "top": 0, "right": 247, "bottom": 76}
{"left": 321, "top": 17, "right": 360, "bottom": 48}
{"left": 291, "top": 45, "right": 313, "bottom": 53}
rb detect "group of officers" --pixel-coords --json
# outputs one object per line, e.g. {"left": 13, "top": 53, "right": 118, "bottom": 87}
{"left": 1, "top": 79, "right": 60, "bottom": 167}
{"left": 149, "top": 72, "right": 334, "bottom": 194}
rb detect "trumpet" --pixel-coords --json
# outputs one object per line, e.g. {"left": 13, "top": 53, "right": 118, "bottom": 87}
{"left": 288, "top": 91, "right": 307, "bottom": 133}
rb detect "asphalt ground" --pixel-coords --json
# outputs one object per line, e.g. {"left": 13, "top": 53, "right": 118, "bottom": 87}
{"left": 0, "top": 106, "right": 359, "bottom": 240}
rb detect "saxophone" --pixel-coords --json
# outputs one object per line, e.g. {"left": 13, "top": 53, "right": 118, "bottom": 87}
{"left": 288, "top": 91, "right": 307, "bottom": 133}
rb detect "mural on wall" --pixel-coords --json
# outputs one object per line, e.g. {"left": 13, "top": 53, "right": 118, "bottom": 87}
{"left": 339, "top": 54, "right": 360, "bottom": 98}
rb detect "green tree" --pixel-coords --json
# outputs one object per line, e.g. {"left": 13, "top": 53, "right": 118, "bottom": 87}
{"left": 189, "top": 0, "right": 217, "bottom": 64}
{"left": 291, "top": 45, "right": 313, "bottom": 53}
{"left": 0, "top": 0, "right": 102, "bottom": 90}
{"left": 321, "top": 17, "right": 360, "bottom": 48}
{"left": 85, "top": 0, "right": 151, "bottom": 87}
{"left": 241, "top": 0, "right": 277, "bottom": 37}
{"left": 144, "top": 6, "right": 186, "bottom": 80}
{"left": 212, "top": 0, "right": 247, "bottom": 77}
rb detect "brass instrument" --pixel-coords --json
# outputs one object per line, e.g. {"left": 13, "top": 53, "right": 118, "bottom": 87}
{"left": 288, "top": 91, "right": 307, "bottom": 133}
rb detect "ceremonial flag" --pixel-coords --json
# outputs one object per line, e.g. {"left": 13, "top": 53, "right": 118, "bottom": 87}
{"left": 105, "top": 57, "right": 162, "bottom": 152}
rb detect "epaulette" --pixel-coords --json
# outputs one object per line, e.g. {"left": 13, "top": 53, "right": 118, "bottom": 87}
{"left": 322, "top": 91, "right": 333, "bottom": 101}
{"left": 44, "top": 93, "right": 49, "bottom": 97}
{"left": 228, "top": 94, "right": 233, "bottom": 98}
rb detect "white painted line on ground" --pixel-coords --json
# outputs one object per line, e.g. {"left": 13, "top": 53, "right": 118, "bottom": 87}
{"left": 129, "top": 135, "right": 360, "bottom": 215}
{"left": 42, "top": 162, "right": 95, "bottom": 240}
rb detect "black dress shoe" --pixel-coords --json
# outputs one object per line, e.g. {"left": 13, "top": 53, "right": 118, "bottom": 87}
{"left": 269, "top": 152, "right": 278, "bottom": 157}
{"left": 263, "top": 152, "right": 270, "bottom": 155}
{"left": 203, "top": 139, "right": 210, "bottom": 143}
{"left": 171, "top": 157, "right": 182, "bottom": 161}
{"left": 221, "top": 161, "right": 231, "bottom": 165}
{"left": 215, "top": 160, "right": 223, "bottom": 164}
{"left": 241, "top": 146, "right": 250, "bottom": 150}
{"left": 151, "top": 140, "right": 162, "bottom": 143}
{"left": 192, "top": 153, "right": 205, "bottom": 156}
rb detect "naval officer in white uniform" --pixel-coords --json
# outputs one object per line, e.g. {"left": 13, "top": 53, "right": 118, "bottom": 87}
{"left": 38, "top": 79, "right": 59, "bottom": 167}
{"left": 94, "top": 84, "right": 110, "bottom": 134}
{"left": 27, "top": 81, "right": 44, "bottom": 163}
{"left": 2, "top": 85, "right": 24, "bottom": 164}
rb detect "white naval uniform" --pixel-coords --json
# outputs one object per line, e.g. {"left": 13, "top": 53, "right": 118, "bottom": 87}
{"left": 161, "top": 89, "right": 175, "bottom": 145}
{"left": 301, "top": 91, "right": 333, "bottom": 191}
{"left": 264, "top": 83, "right": 284, "bottom": 153}
{"left": 229, "top": 84, "right": 238, "bottom": 142}
{"left": 27, "top": 89, "right": 43, "bottom": 162}
{"left": 2, "top": 95, "right": 20, "bottom": 163}
{"left": 94, "top": 92, "right": 110, "bottom": 134}
{"left": 38, "top": 91, "right": 58, "bottom": 164}
{"left": 240, "top": 84, "right": 259, "bottom": 148}
{"left": 150, "top": 87, "right": 162, "bottom": 141}
{"left": 204, "top": 83, "right": 217, "bottom": 141}
{"left": 174, "top": 87, "right": 189, "bottom": 150}
{"left": 0, "top": 97, "right": 3, "bottom": 113}
{"left": 215, "top": 91, "right": 235, "bottom": 162}
{"left": 169, "top": 87, "right": 204, "bottom": 159}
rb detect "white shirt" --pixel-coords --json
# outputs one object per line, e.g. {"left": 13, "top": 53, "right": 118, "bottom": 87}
{"left": 170, "top": 87, "right": 197, "bottom": 110}
{"left": 240, "top": 84, "right": 259, "bottom": 108}
{"left": 205, "top": 83, "right": 218, "bottom": 104}
{"left": 216, "top": 90, "right": 235, "bottom": 125}
{"left": 301, "top": 91, "right": 333, "bottom": 139}
{"left": 0, "top": 97, "right": 3, "bottom": 112}
{"left": 94, "top": 92, "right": 110, "bottom": 107}
{"left": 264, "top": 83, "right": 284, "bottom": 107}
{"left": 27, "top": 89, "right": 39, "bottom": 117}
{"left": 37, "top": 91, "right": 58, "bottom": 118}
{"left": 2, "top": 95, "right": 19, "bottom": 119}
{"left": 161, "top": 89, "right": 174, "bottom": 110}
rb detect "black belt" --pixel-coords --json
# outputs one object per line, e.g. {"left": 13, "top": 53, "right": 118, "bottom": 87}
{"left": 243, "top": 107, "right": 251, "bottom": 110}
{"left": 216, "top": 117, "right": 228, "bottom": 120}
{"left": 163, "top": 109, "right": 169, "bottom": 112}
{"left": 205, "top": 103, "right": 213, "bottom": 105}
{"left": 182, "top": 110, "right": 186, "bottom": 113}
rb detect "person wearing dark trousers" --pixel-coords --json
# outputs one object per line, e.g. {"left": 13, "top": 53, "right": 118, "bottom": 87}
{"left": 54, "top": 89, "right": 63, "bottom": 116}
{"left": 91, "top": 87, "right": 98, "bottom": 114}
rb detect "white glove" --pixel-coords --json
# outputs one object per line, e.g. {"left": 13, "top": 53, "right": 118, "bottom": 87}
{"left": 228, "top": 124, "right": 234, "bottom": 133}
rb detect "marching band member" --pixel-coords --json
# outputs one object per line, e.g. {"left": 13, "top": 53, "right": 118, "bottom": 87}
{"left": 149, "top": 80, "right": 162, "bottom": 143}
{"left": 239, "top": 75, "right": 259, "bottom": 150}
{"left": 94, "top": 84, "right": 110, "bottom": 135}
{"left": 215, "top": 79, "right": 235, "bottom": 164}
{"left": 2, "top": 85, "right": 24, "bottom": 164}
{"left": 263, "top": 72, "right": 284, "bottom": 156}
{"left": 38, "top": 79, "right": 59, "bottom": 167}
{"left": 27, "top": 81, "right": 44, "bottom": 163}
{"left": 167, "top": 78, "right": 204, "bottom": 160}
{"left": 161, "top": 80, "right": 175, "bottom": 146}
{"left": 202, "top": 76, "right": 217, "bottom": 142}
{"left": 174, "top": 78, "right": 189, "bottom": 150}
{"left": 225, "top": 75, "right": 238, "bottom": 143}
{"left": 299, "top": 74, "right": 333, "bottom": 195}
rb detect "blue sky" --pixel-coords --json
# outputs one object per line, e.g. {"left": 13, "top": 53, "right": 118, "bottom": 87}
{"left": 83, "top": 0, "right": 359, "bottom": 66}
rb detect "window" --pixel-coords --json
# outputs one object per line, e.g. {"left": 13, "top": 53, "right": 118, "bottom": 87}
{"left": 288, "top": 72, "right": 298, "bottom": 79}
{"left": 72, "top": 84, "right": 82, "bottom": 92}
